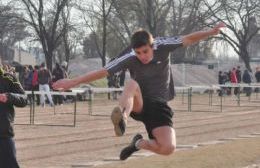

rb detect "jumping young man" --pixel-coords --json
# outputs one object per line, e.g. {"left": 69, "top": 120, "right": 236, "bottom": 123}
{"left": 0, "top": 65, "right": 27, "bottom": 168}
{"left": 53, "top": 23, "right": 225, "bottom": 160}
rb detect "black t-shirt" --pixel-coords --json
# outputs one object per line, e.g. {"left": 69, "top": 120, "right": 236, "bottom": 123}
{"left": 105, "top": 36, "right": 183, "bottom": 102}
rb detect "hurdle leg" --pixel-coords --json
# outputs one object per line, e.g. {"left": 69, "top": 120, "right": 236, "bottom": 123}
{"left": 73, "top": 95, "right": 77, "bottom": 127}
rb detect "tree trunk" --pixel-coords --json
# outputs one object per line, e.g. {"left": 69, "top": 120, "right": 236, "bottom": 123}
{"left": 45, "top": 52, "right": 53, "bottom": 71}
{"left": 146, "top": 0, "right": 156, "bottom": 36}
{"left": 102, "top": 0, "right": 107, "bottom": 67}
{"left": 240, "top": 48, "right": 252, "bottom": 72}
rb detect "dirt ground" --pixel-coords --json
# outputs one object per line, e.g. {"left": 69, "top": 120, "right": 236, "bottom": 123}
{"left": 13, "top": 93, "right": 260, "bottom": 168}
{"left": 96, "top": 137, "right": 260, "bottom": 168}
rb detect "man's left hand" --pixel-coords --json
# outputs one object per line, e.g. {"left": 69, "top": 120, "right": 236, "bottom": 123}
{"left": 211, "top": 22, "right": 226, "bottom": 35}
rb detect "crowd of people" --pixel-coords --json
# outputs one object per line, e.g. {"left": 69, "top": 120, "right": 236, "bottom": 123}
{"left": 107, "top": 57, "right": 126, "bottom": 100}
{"left": 218, "top": 66, "right": 260, "bottom": 96}
{"left": 19, "top": 62, "right": 68, "bottom": 107}
{"left": 1, "top": 64, "right": 16, "bottom": 75}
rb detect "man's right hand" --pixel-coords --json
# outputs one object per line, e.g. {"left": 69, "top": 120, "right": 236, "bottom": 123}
{"left": 0, "top": 94, "right": 8, "bottom": 103}
{"left": 52, "top": 79, "right": 77, "bottom": 91}
{"left": 52, "top": 68, "right": 109, "bottom": 91}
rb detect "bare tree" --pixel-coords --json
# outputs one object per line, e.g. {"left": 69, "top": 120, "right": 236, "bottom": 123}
{"left": 79, "top": 0, "right": 215, "bottom": 63}
{"left": 202, "top": 0, "right": 260, "bottom": 71}
{"left": 167, "top": 0, "right": 217, "bottom": 63}
{"left": 113, "top": 0, "right": 172, "bottom": 36}
{"left": 82, "top": 32, "right": 101, "bottom": 59}
{"left": 0, "top": 4, "right": 28, "bottom": 46}
{"left": 17, "top": 0, "right": 71, "bottom": 70}
{"left": 58, "top": 1, "right": 79, "bottom": 67}
{"left": 111, "top": 0, "right": 214, "bottom": 63}
{"left": 78, "top": 0, "right": 114, "bottom": 66}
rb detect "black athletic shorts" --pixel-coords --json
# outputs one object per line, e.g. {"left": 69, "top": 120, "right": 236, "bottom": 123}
{"left": 130, "top": 98, "right": 174, "bottom": 139}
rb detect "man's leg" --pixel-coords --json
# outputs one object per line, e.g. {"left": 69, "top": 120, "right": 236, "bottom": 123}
{"left": 0, "top": 138, "right": 20, "bottom": 168}
{"left": 138, "top": 126, "right": 176, "bottom": 155}
{"left": 119, "top": 79, "right": 143, "bottom": 116}
{"left": 34, "top": 85, "right": 40, "bottom": 105}
{"left": 111, "top": 79, "right": 143, "bottom": 136}
{"left": 120, "top": 126, "right": 176, "bottom": 160}
{"left": 44, "top": 84, "right": 54, "bottom": 106}
{"left": 39, "top": 84, "right": 45, "bottom": 106}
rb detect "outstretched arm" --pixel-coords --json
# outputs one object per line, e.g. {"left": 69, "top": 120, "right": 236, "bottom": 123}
{"left": 52, "top": 68, "right": 109, "bottom": 91}
{"left": 182, "top": 22, "right": 226, "bottom": 47}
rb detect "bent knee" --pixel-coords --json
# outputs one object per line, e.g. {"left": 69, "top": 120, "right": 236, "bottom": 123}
{"left": 159, "top": 144, "right": 176, "bottom": 155}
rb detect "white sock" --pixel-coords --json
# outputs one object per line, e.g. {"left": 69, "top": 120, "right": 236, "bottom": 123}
{"left": 135, "top": 139, "right": 142, "bottom": 150}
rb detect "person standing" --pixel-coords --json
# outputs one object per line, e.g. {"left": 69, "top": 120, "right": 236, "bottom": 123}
{"left": 218, "top": 71, "right": 225, "bottom": 96}
{"left": 32, "top": 65, "right": 40, "bottom": 105}
{"left": 255, "top": 67, "right": 260, "bottom": 93}
{"left": 230, "top": 67, "right": 238, "bottom": 95}
{"left": 243, "top": 69, "right": 252, "bottom": 96}
{"left": 0, "top": 65, "right": 27, "bottom": 168}
{"left": 52, "top": 63, "right": 65, "bottom": 105}
{"left": 38, "top": 63, "right": 54, "bottom": 107}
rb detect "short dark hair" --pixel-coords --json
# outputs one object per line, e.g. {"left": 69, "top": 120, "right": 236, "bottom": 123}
{"left": 34, "top": 65, "right": 39, "bottom": 70}
{"left": 131, "top": 29, "right": 153, "bottom": 49}
{"left": 41, "top": 63, "right": 45, "bottom": 68}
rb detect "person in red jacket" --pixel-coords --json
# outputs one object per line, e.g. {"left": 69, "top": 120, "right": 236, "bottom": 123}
{"left": 230, "top": 68, "right": 238, "bottom": 83}
{"left": 230, "top": 67, "right": 238, "bottom": 95}
{"left": 32, "top": 65, "right": 40, "bottom": 105}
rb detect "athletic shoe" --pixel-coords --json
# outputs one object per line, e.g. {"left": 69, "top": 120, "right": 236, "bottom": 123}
{"left": 120, "top": 134, "right": 143, "bottom": 160}
{"left": 111, "top": 106, "right": 126, "bottom": 136}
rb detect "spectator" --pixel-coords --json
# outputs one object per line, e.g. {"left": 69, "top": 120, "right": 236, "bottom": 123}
{"left": 222, "top": 71, "right": 231, "bottom": 95}
{"left": 32, "top": 65, "right": 40, "bottom": 105}
{"left": 119, "top": 69, "right": 126, "bottom": 87}
{"left": 218, "top": 71, "right": 225, "bottom": 84}
{"left": 223, "top": 72, "right": 230, "bottom": 84}
{"left": 3, "top": 64, "right": 10, "bottom": 72}
{"left": 255, "top": 66, "right": 260, "bottom": 82}
{"left": 0, "top": 63, "right": 27, "bottom": 168}
{"left": 236, "top": 66, "right": 242, "bottom": 83}
{"left": 243, "top": 69, "right": 252, "bottom": 96}
{"left": 23, "top": 65, "right": 34, "bottom": 104}
{"left": 230, "top": 67, "right": 238, "bottom": 95}
{"left": 24, "top": 66, "right": 33, "bottom": 91}
{"left": 230, "top": 68, "right": 238, "bottom": 83}
{"left": 255, "top": 67, "right": 260, "bottom": 93}
{"left": 61, "top": 61, "right": 68, "bottom": 78}
{"left": 107, "top": 58, "right": 120, "bottom": 100}
{"left": 218, "top": 71, "right": 225, "bottom": 96}
{"left": 38, "top": 63, "right": 54, "bottom": 107}
{"left": 52, "top": 63, "right": 65, "bottom": 105}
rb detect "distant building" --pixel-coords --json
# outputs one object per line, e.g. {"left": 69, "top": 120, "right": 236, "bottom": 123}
{"left": 14, "top": 48, "right": 36, "bottom": 65}
{"left": 0, "top": 44, "right": 36, "bottom": 66}
{"left": 29, "top": 47, "right": 45, "bottom": 65}
{"left": 0, "top": 44, "right": 14, "bottom": 63}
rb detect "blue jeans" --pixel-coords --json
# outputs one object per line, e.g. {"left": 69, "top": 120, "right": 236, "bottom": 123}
{"left": 0, "top": 138, "right": 20, "bottom": 168}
